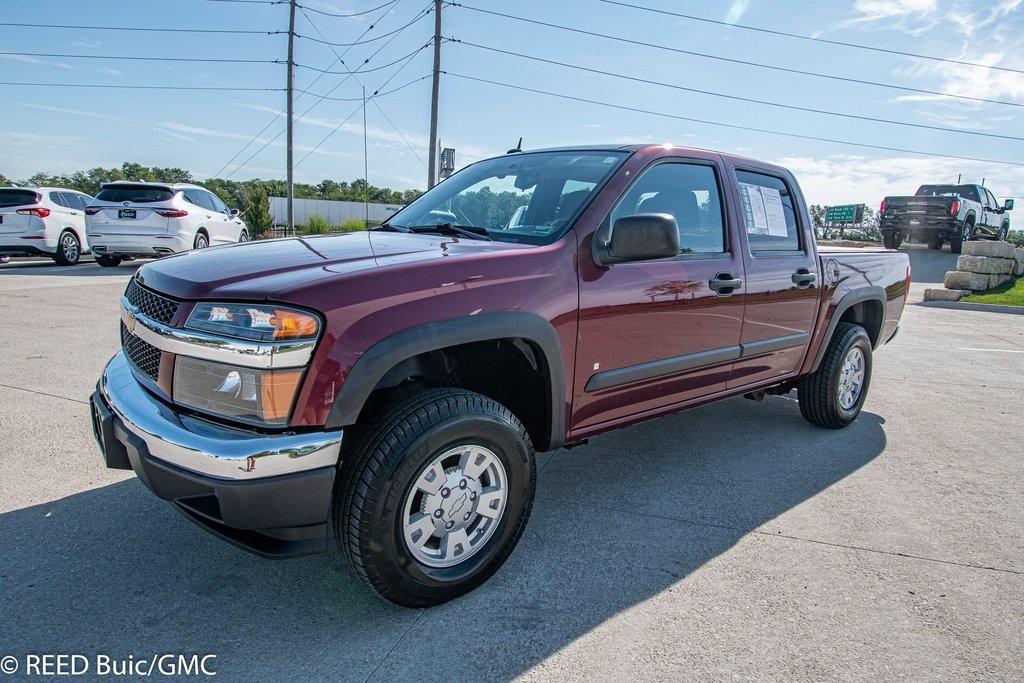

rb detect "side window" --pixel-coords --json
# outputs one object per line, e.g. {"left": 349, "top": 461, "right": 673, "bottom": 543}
{"left": 184, "top": 190, "right": 215, "bottom": 211}
{"left": 207, "top": 192, "right": 229, "bottom": 215}
{"left": 50, "top": 192, "right": 70, "bottom": 208}
{"left": 611, "top": 162, "right": 726, "bottom": 254}
{"left": 182, "top": 190, "right": 203, "bottom": 208}
{"left": 985, "top": 189, "right": 998, "bottom": 209}
{"left": 735, "top": 170, "right": 802, "bottom": 253}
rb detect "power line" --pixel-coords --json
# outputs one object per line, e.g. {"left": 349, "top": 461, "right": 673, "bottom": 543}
{"left": 298, "top": 7, "right": 428, "bottom": 167}
{"left": 2, "top": 51, "right": 281, "bottom": 65}
{"left": 443, "top": 71, "right": 1024, "bottom": 168}
{"left": 0, "top": 81, "right": 283, "bottom": 92}
{"left": 216, "top": 0, "right": 402, "bottom": 178}
{"left": 0, "top": 22, "right": 283, "bottom": 36}
{"left": 453, "top": 40, "right": 1024, "bottom": 143}
{"left": 201, "top": 0, "right": 283, "bottom": 4}
{"left": 298, "top": 73, "right": 431, "bottom": 101}
{"left": 224, "top": 2, "right": 430, "bottom": 178}
{"left": 296, "top": 8, "right": 431, "bottom": 47}
{"left": 600, "top": 0, "right": 1024, "bottom": 77}
{"left": 444, "top": 3, "right": 1024, "bottom": 110}
{"left": 294, "top": 43, "right": 430, "bottom": 75}
{"left": 296, "top": 1, "right": 396, "bottom": 18}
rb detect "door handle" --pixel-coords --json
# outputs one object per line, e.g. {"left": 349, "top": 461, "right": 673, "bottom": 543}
{"left": 791, "top": 269, "right": 817, "bottom": 287}
{"left": 709, "top": 273, "right": 743, "bottom": 295}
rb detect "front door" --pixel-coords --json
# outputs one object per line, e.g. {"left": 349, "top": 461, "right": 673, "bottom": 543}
{"left": 573, "top": 155, "right": 745, "bottom": 432}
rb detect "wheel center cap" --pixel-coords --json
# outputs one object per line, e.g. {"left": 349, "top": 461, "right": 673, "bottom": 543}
{"left": 422, "top": 468, "right": 482, "bottom": 534}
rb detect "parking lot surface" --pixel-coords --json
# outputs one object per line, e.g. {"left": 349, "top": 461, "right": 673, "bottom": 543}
{"left": 1, "top": 246, "right": 1022, "bottom": 681}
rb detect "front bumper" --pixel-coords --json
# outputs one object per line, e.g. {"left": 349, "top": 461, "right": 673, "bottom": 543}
{"left": 90, "top": 352, "right": 344, "bottom": 558}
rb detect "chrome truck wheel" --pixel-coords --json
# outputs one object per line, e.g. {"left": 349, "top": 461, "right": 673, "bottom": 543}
{"left": 335, "top": 388, "right": 535, "bottom": 607}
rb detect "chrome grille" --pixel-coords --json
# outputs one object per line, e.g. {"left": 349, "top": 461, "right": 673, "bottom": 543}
{"left": 121, "top": 322, "right": 161, "bottom": 380}
{"left": 125, "top": 278, "right": 180, "bottom": 325}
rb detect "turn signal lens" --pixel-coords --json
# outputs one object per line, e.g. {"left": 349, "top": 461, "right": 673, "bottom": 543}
{"left": 269, "top": 310, "right": 319, "bottom": 339}
{"left": 950, "top": 199, "right": 960, "bottom": 216}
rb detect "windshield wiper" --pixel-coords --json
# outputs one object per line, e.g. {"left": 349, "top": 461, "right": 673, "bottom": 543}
{"left": 369, "top": 222, "right": 413, "bottom": 233}
{"left": 406, "top": 222, "right": 491, "bottom": 241}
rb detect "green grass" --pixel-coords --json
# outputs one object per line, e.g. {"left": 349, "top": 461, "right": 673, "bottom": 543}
{"left": 962, "top": 276, "right": 1024, "bottom": 306}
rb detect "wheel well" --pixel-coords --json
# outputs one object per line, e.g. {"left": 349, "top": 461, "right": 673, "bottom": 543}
{"left": 837, "top": 300, "right": 883, "bottom": 347}
{"left": 355, "top": 338, "right": 552, "bottom": 451}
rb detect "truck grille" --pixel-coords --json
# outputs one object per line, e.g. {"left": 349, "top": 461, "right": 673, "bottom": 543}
{"left": 125, "top": 278, "right": 180, "bottom": 325}
{"left": 121, "top": 321, "right": 161, "bottom": 380}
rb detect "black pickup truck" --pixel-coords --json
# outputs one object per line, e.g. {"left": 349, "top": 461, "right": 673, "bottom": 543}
{"left": 879, "top": 184, "right": 1013, "bottom": 253}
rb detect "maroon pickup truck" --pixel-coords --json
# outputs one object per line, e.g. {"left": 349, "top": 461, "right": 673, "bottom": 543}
{"left": 90, "top": 144, "right": 910, "bottom": 606}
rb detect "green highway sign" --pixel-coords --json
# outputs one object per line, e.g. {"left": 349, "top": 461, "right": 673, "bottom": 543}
{"left": 825, "top": 204, "right": 863, "bottom": 223}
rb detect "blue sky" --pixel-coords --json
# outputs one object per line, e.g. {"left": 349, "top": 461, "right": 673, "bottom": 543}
{"left": 2, "top": 0, "right": 1024, "bottom": 207}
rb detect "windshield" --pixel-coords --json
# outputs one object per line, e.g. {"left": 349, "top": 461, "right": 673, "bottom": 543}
{"left": 389, "top": 150, "right": 629, "bottom": 244}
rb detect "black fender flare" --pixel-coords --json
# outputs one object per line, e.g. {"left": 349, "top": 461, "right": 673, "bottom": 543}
{"left": 809, "top": 286, "right": 886, "bottom": 374}
{"left": 324, "top": 311, "right": 566, "bottom": 451}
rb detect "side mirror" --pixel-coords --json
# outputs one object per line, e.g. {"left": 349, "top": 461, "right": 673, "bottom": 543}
{"left": 230, "top": 208, "right": 240, "bottom": 218}
{"left": 1004, "top": 199, "right": 1014, "bottom": 211}
{"left": 594, "top": 213, "right": 680, "bottom": 266}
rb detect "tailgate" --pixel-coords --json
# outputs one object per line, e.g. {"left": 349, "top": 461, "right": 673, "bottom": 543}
{"left": 89, "top": 206, "right": 170, "bottom": 235}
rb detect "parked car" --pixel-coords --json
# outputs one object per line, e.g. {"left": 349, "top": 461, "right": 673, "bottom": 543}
{"left": 91, "top": 144, "right": 910, "bottom": 607}
{"left": 0, "top": 186, "right": 95, "bottom": 265}
{"left": 879, "top": 183, "right": 1013, "bottom": 253}
{"left": 85, "top": 182, "right": 248, "bottom": 267}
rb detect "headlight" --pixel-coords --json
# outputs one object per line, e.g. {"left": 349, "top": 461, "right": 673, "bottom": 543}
{"left": 186, "top": 302, "right": 320, "bottom": 342}
{"left": 173, "top": 356, "right": 304, "bottom": 427}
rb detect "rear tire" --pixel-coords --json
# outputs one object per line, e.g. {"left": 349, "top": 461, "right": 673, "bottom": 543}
{"left": 94, "top": 255, "right": 122, "bottom": 268}
{"left": 798, "top": 323, "right": 872, "bottom": 429}
{"left": 335, "top": 388, "right": 536, "bottom": 607}
{"left": 194, "top": 232, "right": 209, "bottom": 249}
{"left": 950, "top": 219, "right": 974, "bottom": 254}
{"left": 53, "top": 230, "right": 81, "bottom": 266}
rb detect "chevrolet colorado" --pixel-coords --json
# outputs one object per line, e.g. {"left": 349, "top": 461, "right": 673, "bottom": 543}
{"left": 90, "top": 145, "right": 910, "bottom": 606}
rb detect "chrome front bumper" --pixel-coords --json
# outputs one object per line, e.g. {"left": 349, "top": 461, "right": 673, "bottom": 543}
{"left": 98, "top": 351, "right": 342, "bottom": 480}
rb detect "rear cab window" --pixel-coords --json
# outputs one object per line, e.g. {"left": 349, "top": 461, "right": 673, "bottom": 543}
{"left": 95, "top": 185, "right": 175, "bottom": 204}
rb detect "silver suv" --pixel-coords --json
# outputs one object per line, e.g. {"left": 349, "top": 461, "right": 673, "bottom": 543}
{"left": 86, "top": 182, "right": 248, "bottom": 267}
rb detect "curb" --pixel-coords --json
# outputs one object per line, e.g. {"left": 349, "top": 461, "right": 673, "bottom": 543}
{"left": 917, "top": 300, "right": 1024, "bottom": 316}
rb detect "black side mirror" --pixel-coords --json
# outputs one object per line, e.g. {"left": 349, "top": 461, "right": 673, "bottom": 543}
{"left": 1004, "top": 199, "right": 1014, "bottom": 211}
{"left": 594, "top": 213, "right": 680, "bottom": 266}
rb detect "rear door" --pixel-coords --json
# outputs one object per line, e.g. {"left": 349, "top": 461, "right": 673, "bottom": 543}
{"left": 205, "top": 191, "right": 236, "bottom": 243}
{"left": 573, "top": 153, "right": 745, "bottom": 430}
{"left": 725, "top": 166, "right": 820, "bottom": 388}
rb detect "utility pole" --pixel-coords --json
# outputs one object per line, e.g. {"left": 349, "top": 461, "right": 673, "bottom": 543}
{"left": 286, "top": 0, "right": 297, "bottom": 233}
{"left": 427, "top": 0, "right": 441, "bottom": 189}
{"left": 363, "top": 85, "right": 369, "bottom": 226}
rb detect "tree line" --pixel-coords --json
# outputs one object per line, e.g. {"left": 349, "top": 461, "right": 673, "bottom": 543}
{"left": 0, "top": 163, "right": 423, "bottom": 237}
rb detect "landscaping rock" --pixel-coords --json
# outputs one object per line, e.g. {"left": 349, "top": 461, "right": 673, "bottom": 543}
{"left": 989, "top": 273, "right": 1012, "bottom": 289}
{"left": 1015, "top": 261, "right": 1024, "bottom": 277}
{"left": 944, "top": 270, "right": 990, "bottom": 290}
{"left": 924, "top": 288, "right": 969, "bottom": 302}
{"left": 956, "top": 255, "right": 1014, "bottom": 274}
{"left": 962, "top": 241, "right": 1016, "bottom": 259}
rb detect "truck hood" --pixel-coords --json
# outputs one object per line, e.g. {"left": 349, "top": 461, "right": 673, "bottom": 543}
{"left": 134, "top": 231, "right": 532, "bottom": 301}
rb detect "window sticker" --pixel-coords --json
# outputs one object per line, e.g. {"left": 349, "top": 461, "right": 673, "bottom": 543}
{"left": 739, "top": 183, "right": 788, "bottom": 237}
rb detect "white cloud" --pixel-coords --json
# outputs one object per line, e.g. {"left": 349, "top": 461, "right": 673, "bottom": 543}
{"left": 100, "top": 67, "right": 124, "bottom": 78}
{"left": 774, "top": 153, "right": 1024, "bottom": 207}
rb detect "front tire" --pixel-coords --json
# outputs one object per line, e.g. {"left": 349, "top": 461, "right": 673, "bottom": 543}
{"left": 53, "top": 230, "right": 81, "bottom": 266}
{"left": 335, "top": 388, "right": 536, "bottom": 607}
{"left": 798, "top": 323, "right": 872, "bottom": 429}
{"left": 94, "top": 254, "right": 122, "bottom": 267}
{"left": 193, "top": 232, "right": 209, "bottom": 249}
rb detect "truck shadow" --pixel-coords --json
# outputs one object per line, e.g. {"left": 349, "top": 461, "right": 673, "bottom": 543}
{"left": 0, "top": 395, "right": 885, "bottom": 681}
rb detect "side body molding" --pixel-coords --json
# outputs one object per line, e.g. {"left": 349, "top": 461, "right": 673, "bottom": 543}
{"left": 808, "top": 286, "right": 887, "bottom": 374}
{"left": 324, "top": 311, "right": 567, "bottom": 451}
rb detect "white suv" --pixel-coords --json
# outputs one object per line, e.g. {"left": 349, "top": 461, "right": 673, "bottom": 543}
{"left": 0, "top": 186, "right": 95, "bottom": 265}
{"left": 86, "top": 182, "right": 248, "bottom": 267}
